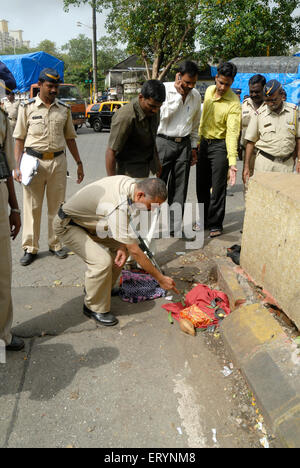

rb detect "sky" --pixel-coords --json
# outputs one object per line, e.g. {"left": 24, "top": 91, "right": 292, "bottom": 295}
{"left": 1, "top": 0, "right": 109, "bottom": 49}
{"left": 1, "top": 1, "right": 299, "bottom": 52}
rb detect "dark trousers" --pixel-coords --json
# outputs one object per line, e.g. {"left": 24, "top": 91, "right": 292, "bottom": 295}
{"left": 196, "top": 138, "right": 229, "bottom": 231}
{"left": 156, "top": 136, "right": 192, "bottom": 232}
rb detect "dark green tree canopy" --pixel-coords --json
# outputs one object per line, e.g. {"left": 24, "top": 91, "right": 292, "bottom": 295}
{"left": 196, "top": 0, "right": 300, "bottom": 63}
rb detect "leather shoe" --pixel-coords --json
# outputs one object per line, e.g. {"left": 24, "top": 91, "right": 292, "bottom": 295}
{"left": 83, "top": 304, "right": 119, "bottom": 326}
{"left": 20, "top": 251, "right": 37, "bottom": 266}
{"left": 49, "top": 248, "right": 68, "bottom": 259}
{"left": 6, "top": 335, "right": 25, "bottom": 351}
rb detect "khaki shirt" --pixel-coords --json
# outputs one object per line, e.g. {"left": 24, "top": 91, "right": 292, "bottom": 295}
{"left": 108, "top": 97, "right": 159, "bottom": 178}
{"left": 245, "top": 102, "right": 300, "bottom": 157}
{"left": 13, "top": 95, "right": 77, "bottom": 152}
{"left": 62, "top": 175, "right": 138, "bottom": 246}
{"left": 241, "top": 98, "right": 265, "bottom": 148}
{"left": 3, "top": 99, "right": 20, "bottom": 122}
{"left": 0, "top": 108, "right": 15, "bottom": 171}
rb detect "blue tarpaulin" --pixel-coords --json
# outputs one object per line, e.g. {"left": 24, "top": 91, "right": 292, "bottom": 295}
{"left": 210, "top": 57, "right": 300, "bottom": 105}
{"left": 0, "top": 51, "right": 64, "bottom": 93}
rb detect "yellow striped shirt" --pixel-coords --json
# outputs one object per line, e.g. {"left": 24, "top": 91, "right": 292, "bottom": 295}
{"left": 199, "top": 85, "right": 241, "bottom": 166}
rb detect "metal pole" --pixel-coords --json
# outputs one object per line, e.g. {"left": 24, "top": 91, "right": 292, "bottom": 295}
{"left": 92, "top": 1, "right": 98, "bottom": 102}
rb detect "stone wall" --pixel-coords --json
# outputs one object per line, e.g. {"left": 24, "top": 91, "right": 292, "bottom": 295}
{"left": 241, "top": 173, "right": 300, "bottom": 329}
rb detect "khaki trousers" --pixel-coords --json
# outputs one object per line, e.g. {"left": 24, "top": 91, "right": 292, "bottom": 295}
{"left": 254, "top": 153, "right": 294, "bottom": 174}
{"left": 0, "top": 182, "right": 13, "bottom": 345}
{"left": 22, "top": 154, "right": 67, "bottom": 254}
{"left": 54, "top": 215, "right": 125, "bottom": 314}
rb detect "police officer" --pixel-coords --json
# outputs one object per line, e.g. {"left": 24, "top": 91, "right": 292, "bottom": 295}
{"left": 240, "top": 74, "right": 266, "bottom": 184}
{"left": 243, "top": 79, "right": 300, "bottom": 183}
{"left": 13, "top": 68, "right": 84, "bottom": 266}
{"left": 53, "top": 176, "right": 178, "bottom": 327}
{"left": 0, "top": 62, "right": 24, "bottom": 351}
{"left": 2, "top": 91, "right": 20, "bottom": 132}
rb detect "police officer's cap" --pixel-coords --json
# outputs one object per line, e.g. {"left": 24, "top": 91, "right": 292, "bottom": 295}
{"left": 39, "top": 68, "right": 61, "bottom": 83}
{"left": 0, "top": 61, "right": 17, "bottom": 93}
{"left": 263, "top": 79, "right": 282, "bottom": 97}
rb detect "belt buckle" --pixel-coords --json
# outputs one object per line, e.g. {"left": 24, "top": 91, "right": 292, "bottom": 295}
{"left": 43, "top": 152, "right": 54, "bottom": 161}
{"left": 175, "top": 137, "right": 182, "bottom": 143}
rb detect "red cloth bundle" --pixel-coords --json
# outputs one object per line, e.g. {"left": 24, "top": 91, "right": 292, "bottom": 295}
{"left": 162, "top": 284, "right": 231, "bottom": 329}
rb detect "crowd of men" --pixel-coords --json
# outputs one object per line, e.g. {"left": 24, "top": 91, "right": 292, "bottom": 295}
{"left": 0, "top": 58, "right": 299, "bottom": 352}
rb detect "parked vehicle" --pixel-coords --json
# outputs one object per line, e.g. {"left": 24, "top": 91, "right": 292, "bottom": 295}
{"left": 87, "top": 100, "right": 129, "bottom": 132}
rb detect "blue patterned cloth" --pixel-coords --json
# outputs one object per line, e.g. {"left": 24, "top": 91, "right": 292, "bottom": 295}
{"left": 119, "top": 270, "right": 166, "bottom": 303}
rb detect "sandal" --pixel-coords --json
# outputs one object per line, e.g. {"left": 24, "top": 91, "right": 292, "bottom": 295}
{"left": 209, "top": 229, "right": 223, "bottom": 238}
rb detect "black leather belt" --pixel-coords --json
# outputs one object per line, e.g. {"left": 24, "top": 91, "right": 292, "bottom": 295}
{"left": 157, "top": 134, "right": 190, "bottom": 143}
{"left": 202, "top": 137, "right": 226, "bottom": 145}
{"left": 259, "top": 150, "right": 293, "bottom": 163}
{"left": 26, "top": 147, "right": 64, "bottom": 160}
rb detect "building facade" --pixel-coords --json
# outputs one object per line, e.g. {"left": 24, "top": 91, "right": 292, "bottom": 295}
{"left": 0, "top": 20, "right": 30, "bottom": 52}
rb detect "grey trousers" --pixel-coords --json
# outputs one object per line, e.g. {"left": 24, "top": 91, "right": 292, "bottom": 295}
{"left": 156, "top": 136, "right": 192, "bottom": 231}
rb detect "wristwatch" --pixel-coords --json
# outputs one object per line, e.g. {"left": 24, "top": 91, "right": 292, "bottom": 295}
{"left": 11, "top": 208, "right": 21, "bottom": 214}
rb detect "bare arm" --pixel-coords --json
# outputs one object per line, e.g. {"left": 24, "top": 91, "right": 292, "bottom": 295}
{"left": 6, "top": 175, "right": 21, "bottom": 240}
{"left": 14, "top": 138, "right": 24, "bottom": 182}
{"left": 126, "top": 242, "right": 179, "bottom": 294}
{"left": 105, "top": 147, "right": 117, "bottom": 176}
{"left": 66, "top": 138, "right": 84, "bottom": 184}
{"left": 243, "top": 141, "right": 255, "bottom": 184}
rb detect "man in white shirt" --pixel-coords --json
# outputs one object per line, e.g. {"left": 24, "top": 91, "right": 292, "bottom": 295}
{"left": 157, "top": 61, "right": 201, "bottom": 235}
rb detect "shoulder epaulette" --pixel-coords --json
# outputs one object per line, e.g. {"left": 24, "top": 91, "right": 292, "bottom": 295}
{"left": 20, "top": 98, "right": 36, "bottom": 107}
{"left": 286, "top": 102, "right": 297, "bottom": 110}
{"left": 57, "top": 100, "right": 71, "bottom": 109}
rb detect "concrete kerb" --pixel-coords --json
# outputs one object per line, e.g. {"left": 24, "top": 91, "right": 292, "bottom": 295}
{"left": 215, "top": 258, "right": 300, "bottom": 448}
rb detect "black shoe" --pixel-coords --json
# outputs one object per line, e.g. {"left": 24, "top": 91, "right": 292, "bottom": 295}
{"left": 111, "top": 287, "right": 120, "bottom": 297}
{"left": 6, "top": 335, "right": 25, "bottom": 351}
{"left": 83, "top": 304, "right": 119, "bottom": 326}
{"left": 20, "top": 251, "right": 37, "bottom": 266}
{"left": 49, "top": 248, "right": 68, "bottom": 259}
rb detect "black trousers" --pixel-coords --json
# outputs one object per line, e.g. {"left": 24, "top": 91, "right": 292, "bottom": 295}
{"left": 157, "top": 136, "right": 192, "bottom": 232}
{"left": 196, "top": 138, "right": 229, "bottom": 231}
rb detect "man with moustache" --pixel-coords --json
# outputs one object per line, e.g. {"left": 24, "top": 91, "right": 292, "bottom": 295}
{"left": 13, "top": 68, "right": 84, "bottom": 266}
{"left": 243, "top": 79, "right": 300, "bottom": 180}
{"left": 194, "top": 62, "right": 241, "bottom": 238}
{"left": 240, "top": 74, "right": 266, "bottom": 186}
{"left": 157, "top": 61, "right": 201, "bottom": 236}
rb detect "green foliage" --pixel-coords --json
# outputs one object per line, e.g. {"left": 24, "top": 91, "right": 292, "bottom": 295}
{"left": 103, "top": 0, "right": 199, "bottom": 79}
{"left": 196, "top": 0, "right": 300, "bottom": 62}
{"left": 63, "top": 0, "right": 200, "bottom": 79}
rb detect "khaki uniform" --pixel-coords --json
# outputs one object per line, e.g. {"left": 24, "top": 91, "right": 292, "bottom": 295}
{"left": 53, "top": 176, "right": 138, "bottom": 314}
{"left": 245, "top": 102, "right": 300, "bottom": 174}
{"left": 3, "top": 99, "right": 20, "bottom": 132}
{"left": 241, "top": 98, "right": 265, "bottom": 176}
{"left": 13, "top": 95, "right": 77, "bottom": 253}
{"left": 0, "top": 108, "right": 15, "bottom": 345}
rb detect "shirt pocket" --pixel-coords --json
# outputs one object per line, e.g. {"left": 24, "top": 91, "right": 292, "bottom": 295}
{"left": 28, "top": 118, "right": 45, "bottom": 137}
{"left": 261, "top": 123, "right": 276, "bottom": 142}
{"left": 53, "top": 117, "right": 66, "bottom": 136}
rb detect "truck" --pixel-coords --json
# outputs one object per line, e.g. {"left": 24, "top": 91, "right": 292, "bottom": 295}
{"left": 0, "top": 51, "right": 86, "bottom": 130}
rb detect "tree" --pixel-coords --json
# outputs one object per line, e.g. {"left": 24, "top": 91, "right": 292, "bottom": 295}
{"left": 62, "top": 34, "right": 92, "bottom": 65}
{"left": 63, "top": 0, "right": 200, "bottom": 80}
{"left": 196, "top": 0, "right": 300, "bottom": 63}
{"left": 35, "top": 40, "right": 63, "bottom": 59}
